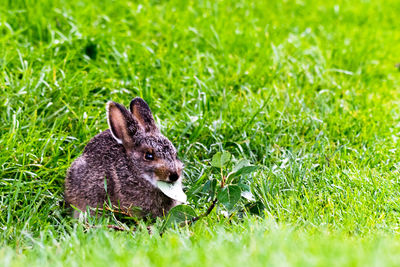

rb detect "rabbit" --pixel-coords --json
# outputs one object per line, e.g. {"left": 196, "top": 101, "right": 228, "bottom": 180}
{"left": 64, "top": 97, "right": 183, "bottom": 218}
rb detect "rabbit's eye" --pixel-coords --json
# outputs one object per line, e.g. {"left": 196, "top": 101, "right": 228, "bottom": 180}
{"left": 144, "top": 152, "right": 154, "bottom": 160}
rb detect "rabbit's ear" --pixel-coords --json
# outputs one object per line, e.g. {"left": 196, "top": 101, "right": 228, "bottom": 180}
{"left": 129, "top": 97, "right": 158, "bottom": 133}
{"left": 107, "top": 101, "right": 137, "bottom": 146}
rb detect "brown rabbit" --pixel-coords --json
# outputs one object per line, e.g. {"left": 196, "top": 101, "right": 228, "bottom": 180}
{"left": 64, "top": 97, "right": 183, "bottom": 218}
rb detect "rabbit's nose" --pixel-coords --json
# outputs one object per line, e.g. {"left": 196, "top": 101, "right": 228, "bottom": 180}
{"left": 169, "top": 172, "right": 179, "bottom": 182}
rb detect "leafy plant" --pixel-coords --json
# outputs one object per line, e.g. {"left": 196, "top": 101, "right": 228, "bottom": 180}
{"left": 162, "top": 151, "right": 258, "bottom": 229}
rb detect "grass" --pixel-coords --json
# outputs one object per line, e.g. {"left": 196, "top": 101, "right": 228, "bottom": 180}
{"left": 1, "top": 0, "right": 400, "bottom": 265}
{"left": 3, "top": 220, "right": 400, "bottom": 266}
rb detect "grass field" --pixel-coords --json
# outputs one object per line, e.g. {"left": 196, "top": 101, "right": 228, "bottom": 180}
{"left": 1, "top": 0, "right": 400, "bottom": 265}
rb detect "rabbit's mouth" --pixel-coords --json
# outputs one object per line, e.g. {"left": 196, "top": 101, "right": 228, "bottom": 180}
{"left": 153, "top": 164, "right": 182, "bottom": 183}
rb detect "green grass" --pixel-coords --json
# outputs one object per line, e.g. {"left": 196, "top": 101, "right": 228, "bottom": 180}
{"left": 1, "top": 0, "right": 400, "bottom": 265}
{"left": 3, "top": 219, "right": 400, "bottom": 266}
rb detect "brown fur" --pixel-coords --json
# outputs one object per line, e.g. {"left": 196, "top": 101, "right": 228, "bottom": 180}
{"left": 64, "top": 97, "right": 183, "bottom": 218}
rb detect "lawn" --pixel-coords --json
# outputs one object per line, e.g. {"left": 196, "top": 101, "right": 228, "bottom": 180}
{"left": 1, "top": 0, "right": 400, "bottom": 265}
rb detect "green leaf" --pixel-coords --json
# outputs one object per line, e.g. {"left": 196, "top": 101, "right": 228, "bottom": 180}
{"left": 211, "top": 152, "right": 222, "bottom": 167}
{"left": 238, "top": 183, "right": 250, "bottom": 192}
{"left": 202, "top": 179, "right": 218, "bottom": 199}
{"left": 235, "top": 165, "right": 258, "bottom": 176}
{"left": 211, "top": 151, "right": 231, "bottom": 168}
{"left": 162, "top": 205, "right": 197, "bottom": 229}
{"left": 229, "top": 165, "right": 258, "bottom": 179}
{"left": 241, "top": 191, "right": 255, "bottom": 201}
{"left": 233, "top": 159, "right": 250, "bottom": 172}
{"left": 217, "top": 185, "right": 241, "bottom": 211}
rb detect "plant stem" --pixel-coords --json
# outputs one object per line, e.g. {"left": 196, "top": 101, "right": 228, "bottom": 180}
{"left": 187, "top": 197, "right": 218, "bottom": 225}
{"left": 186, "top": 168, "right": 227, "bottom": 225}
